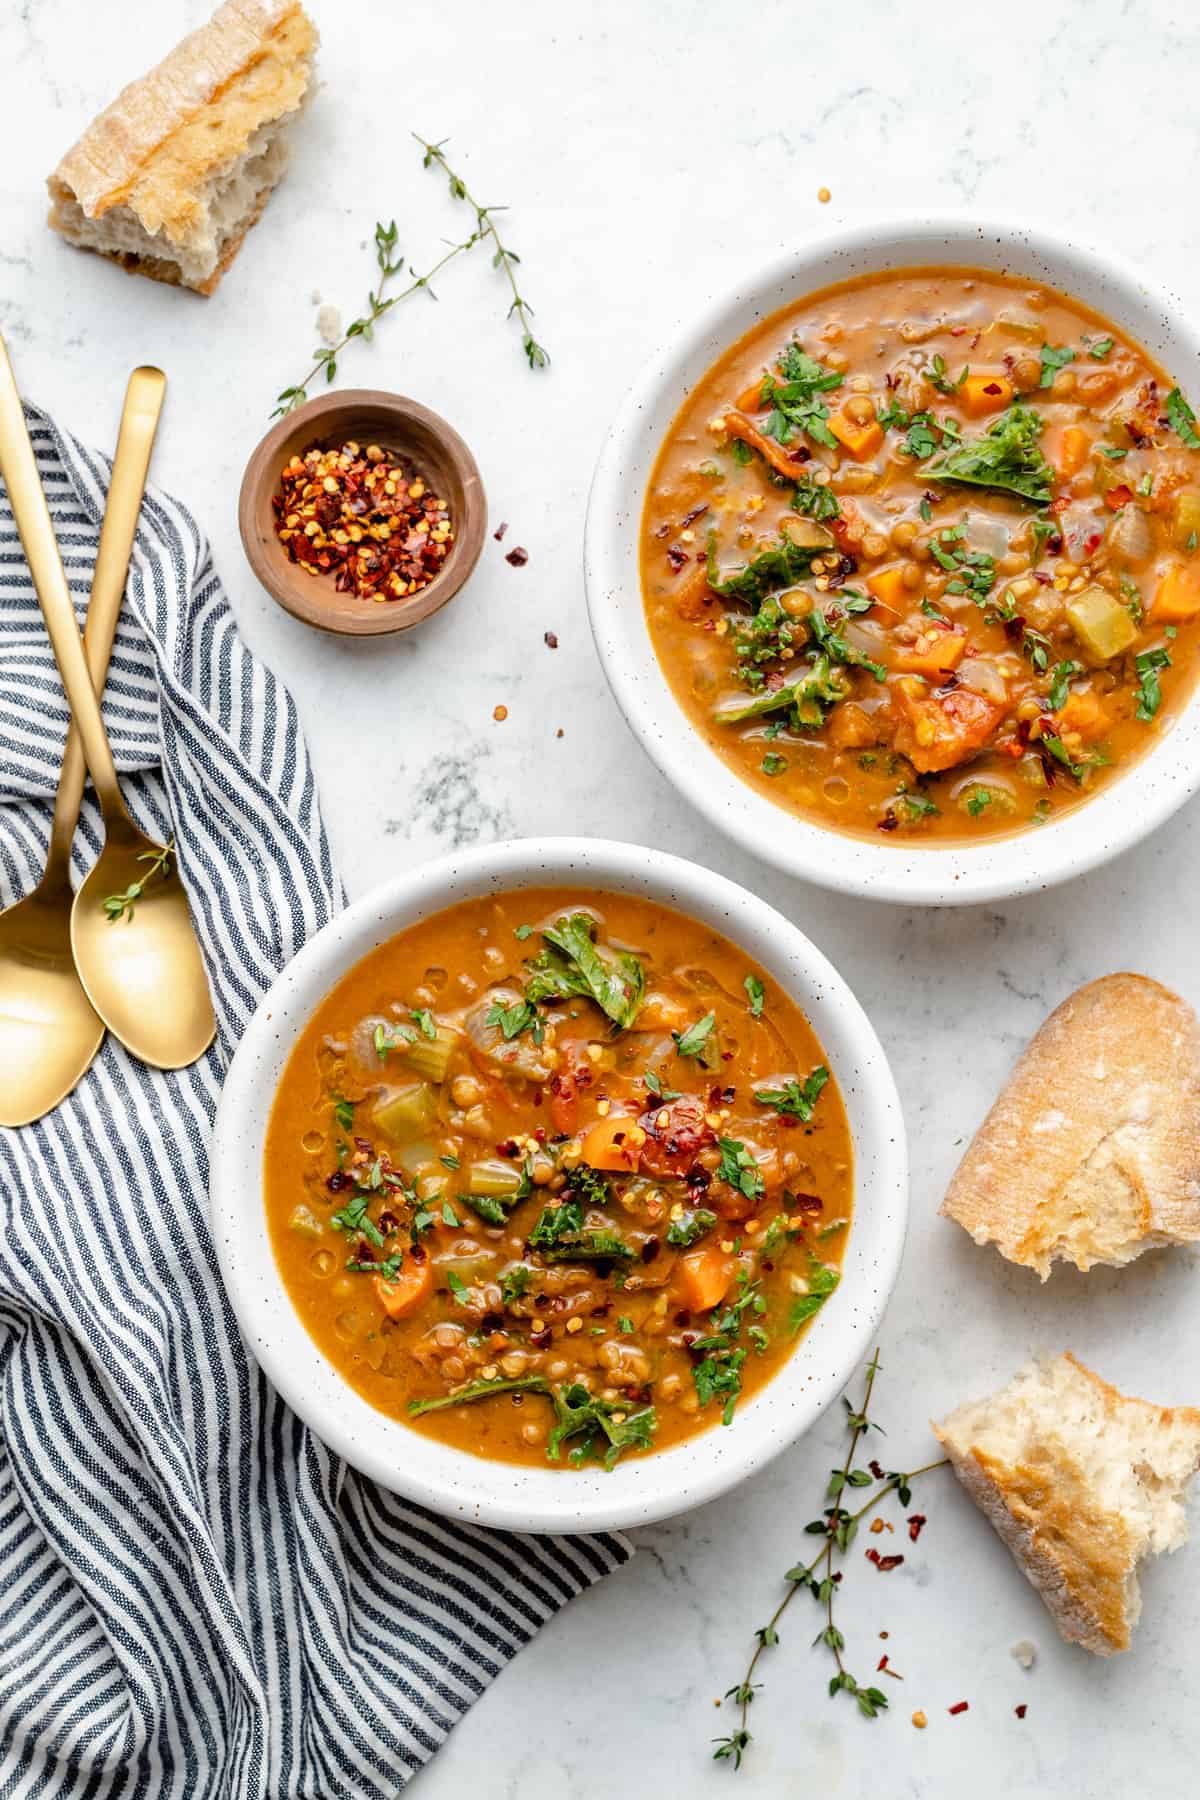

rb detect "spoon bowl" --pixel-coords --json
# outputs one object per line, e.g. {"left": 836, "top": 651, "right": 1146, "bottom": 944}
{"left": 72, "top": 820, "right": 214, "bottom": 1069}
{"left": 0, "top": 877, "right": 103, "bottom": 1126}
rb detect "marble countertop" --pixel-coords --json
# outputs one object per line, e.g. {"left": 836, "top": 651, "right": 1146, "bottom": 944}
{"left": 4, "top": 0, "right": 1200, "bottom": 1792}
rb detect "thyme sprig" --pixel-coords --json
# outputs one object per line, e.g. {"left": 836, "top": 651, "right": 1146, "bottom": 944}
{"left": 102, "top": 840, "right": 175, "bottom": 923}
{"left": 271, "top": 136, "right": 547, "bottom": 416}
{"left": 414, "top": 134, "right": 549, "bottom": 370}
{"left": 712, "top": 1351, "right": 946, "bottom": 1772}
{"left": 271, "top": 223, "right": 484, "bottom": 418}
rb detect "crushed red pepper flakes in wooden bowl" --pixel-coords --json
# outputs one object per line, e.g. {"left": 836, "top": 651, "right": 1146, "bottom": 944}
{"left": 238, "top": 390, "right": 486, "bottom": 638}
{"left": 273, "top": 442, "right": 453, "bottom": 602}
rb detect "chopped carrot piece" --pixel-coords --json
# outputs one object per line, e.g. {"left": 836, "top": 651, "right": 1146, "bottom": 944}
{"left": 673, "top": 559, "right": 715, "bottom": 621}
{"left": 959, "top": 373, "right": 1014, "bottom": 417}
{"left": 1151, "top": 561, "right": 1200, "bottom": 623}
{"left": 865, "top": 565, "right": 909, "bottom": 613}
{"left": 723, "top": 409, "right": 810, "bottom": 481}
{"left": 892, "top": 679, "right": 1007, "bottom": 774}
{"left": 1058, "top": 425, "right": 1091, "bottom": 478}
{"left": 735, "top": 378, "right": 767, "bottom": 412}
{"left": 376, "top": 1258, "right": 433, "bottom": 1320}
{"left": 1058, "top": 689, "right": 1109, "bottom": 741}
{"left": 675, "top": 1247, "right": 737, "bottom": 1313}
{"left": 891, "top": 626, "right": 968, "bottom": 679}
{"left": 580, "top": 1113, "right": 646, "bottom": 1173}
{"left": 828, "top": 410, "right": 884, "bottom": 461}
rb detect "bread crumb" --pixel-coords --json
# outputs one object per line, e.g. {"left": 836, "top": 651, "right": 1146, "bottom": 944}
{"left": 1010, "top": 1639, "right": 1037, "bottom": 1670}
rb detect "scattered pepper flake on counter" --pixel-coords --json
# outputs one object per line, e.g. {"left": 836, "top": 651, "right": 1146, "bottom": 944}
{"left": 1015, "top": 1704, "right": 1028, "bottom": 1719}
{"left": 505, "top": 545, "right": 529, "bottom": 567}
{"left": 865, "top": 1547, "right": 904, "bottom": 1571}
{"left": 493, "top": 704, "right": 508, "bottom": 722}
{"left": 494, "top": 521, "right": 508, "bottom": 541}
{"left": 544, "top": 631, "right": 559, "bottom": 649}
{"left": 272, "top": 441, "right": 453, "bottom": 602}
{"left": 948, "top": 1700, "right": 969, "bottom": 1716}
{"left": 912, "top": 1710, "right": 927, "bottom": 1730}
{"left": 907, "top": 1513, "right": 927, "bottom": 1541}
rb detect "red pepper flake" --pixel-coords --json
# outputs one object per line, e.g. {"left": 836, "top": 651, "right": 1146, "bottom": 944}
{"left": 1104, "top": 484, "right": 1134, "bottom": 511}
{"left": 506, "top": 546, "right": 529, "bottom": 567}
{"left": 948, "top": 1701, "right": 969, "bottom": 1716}
{"left": 544, "top": 631, "right": 559, "bottom": 649}
{"left": 1015, "top": 1704, "right": 1027, "bottom": 1719}
{"left": 869, "top": 1459, "right": 886, "bottom": 1480}
{"left": 494, "top": 521, "right": 509, "bottom": 541}
{"left": 907, "top": 1513, "right": 927, "bottom": 1542}
{"left": 876, "top": 1654, "right": 903, "bottom": 1680}
{"left": 666, "top": 543, "right": 688, "bottom": 571}
{"left": 983, "top": 381, "right": 1002, "bottom": 395}
{"left": 272, "top": 440, "right": 453, "bottom": 603}
{"left": 865, "top": 1549, "right": 904, "bottom": 1572}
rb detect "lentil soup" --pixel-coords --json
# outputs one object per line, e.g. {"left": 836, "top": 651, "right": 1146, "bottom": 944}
{"left": 641, "top": 266, "right": 1200, "bottom": 840}
{"left": 265, "top": 888, "right": 853, "bottom": 1471}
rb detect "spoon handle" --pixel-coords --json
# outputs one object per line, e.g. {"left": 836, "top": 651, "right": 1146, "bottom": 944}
{"left": 0, "top": 334, "right": 127, "bottom": 820}
{"left": 43, "top": 368, "right": 166, "bottom": 885}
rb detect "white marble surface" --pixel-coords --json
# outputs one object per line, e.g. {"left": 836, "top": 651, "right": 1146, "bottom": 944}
{"left": 4, "top": 0, "right": 1200, "bottom": 1792}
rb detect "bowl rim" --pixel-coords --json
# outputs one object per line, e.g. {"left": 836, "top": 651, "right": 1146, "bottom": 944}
{"left": 583, "top": 213, "right": 1200, "bottom": 906}
{"left": 210, "top": 836, "right": 908, "bottom": 1534}
{"left": 237, "top": 388, "right": 487, "bottom": 638}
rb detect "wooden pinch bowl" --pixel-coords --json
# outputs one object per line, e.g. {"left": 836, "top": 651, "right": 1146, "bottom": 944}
{"left": 238, "top": 390, "right": 487, "bottom": 636}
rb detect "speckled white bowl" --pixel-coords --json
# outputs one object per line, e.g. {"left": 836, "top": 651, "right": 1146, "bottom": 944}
{"left": 210, "top": 838, "right": 907, "bottom": 1534}
{"left": 584, "top": 217, "right": 1200, "bottom": 905}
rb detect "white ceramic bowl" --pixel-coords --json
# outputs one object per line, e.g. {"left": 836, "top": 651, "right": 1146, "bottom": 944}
{"left": 585, "top": 217, "right": 1200, "bottom": 906}
{"left": 211, "top": 838, "right": 907, "bottom": 1534}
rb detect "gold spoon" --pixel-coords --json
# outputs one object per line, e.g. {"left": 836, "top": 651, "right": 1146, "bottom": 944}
{"left": 0, "top": 339, "right": 215, "bottom": 1076}
{"left": 0, "top": 367, "right": 171, "bottom": 1123}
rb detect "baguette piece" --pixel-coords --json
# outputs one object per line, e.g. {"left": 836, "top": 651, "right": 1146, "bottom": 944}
{"left": 935, "top": 1353, "right": 1200, "bottom": 1655}
{"left": 941, "top": 973, "right": 1200, "bottom": 1278}
{"left": 47, "top": 0, "right": 317, "bottom": 294}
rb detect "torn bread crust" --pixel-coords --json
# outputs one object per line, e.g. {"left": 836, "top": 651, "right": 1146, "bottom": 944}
{"left": 935, "top": 1353, "right": 1200, "bottom": 1655}
{"left": 941, "top": 973, "right": 1200, "bottom": 1277}
{"left": 47, "top": 0, "right": 316, "bottom": 294}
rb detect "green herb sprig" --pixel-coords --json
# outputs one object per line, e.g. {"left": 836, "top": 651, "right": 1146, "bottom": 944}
{"left": 102, "top": 839, "right": 175, "bottom": 923}
{"left": 712, "top": 1351, "right": 946, "bottom": 1771}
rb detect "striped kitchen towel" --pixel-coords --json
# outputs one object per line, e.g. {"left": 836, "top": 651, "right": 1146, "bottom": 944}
{"left": 0, "top": 404, "right": 630, "bottom": 1799}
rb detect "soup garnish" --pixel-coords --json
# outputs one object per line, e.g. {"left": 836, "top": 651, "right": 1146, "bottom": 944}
{"left": 642, "top": 266, "right": 1200, "bottom": 839}
{"left": 265, "top": 889, "right": 852, "bottom": 1470}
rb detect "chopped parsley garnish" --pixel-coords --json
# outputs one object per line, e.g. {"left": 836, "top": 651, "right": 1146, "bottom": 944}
{"left": 513, "top": 923, "right": 534, "bottom": 940}
{"left": 753, "top": 1065, "right": 830, "bottom": 1121}
{"left": 445, "top": 1270, "right": 469, "bottom": 1303}
{"left": 927, "top": 524, "right": 996, "bottom": 602}
{"left": 715, "top": 1138, "right": 765, "bottom": 1202}
{"left": 644, "top": 1069, "right": 682, "bottom": 1102}
{"left": 528, "top": 1198, "right": 631, "bottom": 1263}
{"left": 704, "top": 532, "right": 822, "bottom": 609}
{"left": 1135, "top": 644, "right": 1171, "bottom": 720}
{"left": 500, "top": 1265, "right": 533, "bottom": 1306}
{"left": 1099, "top": 445, "right": 1127, "bottom": 460}
{"left": 808, "top": 607, "right": 887, "bottom": 681}
{"left": 374, "top": 1021, "right": 417, "bottom": 1057}
{"left": 618, "top": 1315, "right": 635, "bottom": 1334}
{"left": 440, "top": 1152, "right": 460, "bottom": 1170}
{"left": 788, "top": 1256, "right": 840, "bottom": 1331}
{"left": 790, "top": 476, "right": 841, "bottom": 521}
{"left": 673, "top": 1011, "right": 717, "bottom": 1059}
{"left": 691, "top": 1275, "right": 768, "bottom": 1425}
{"left": 411, "top": 1009, "right": 437, "bottom": 1040}
{"left": 486, "top": 997, "right": 544, "bottom": 1043}
{"left": 924, "top": 353, "right": 965, "bottom": 396}
{"left": 330, "top": 1193, "right": 385, "bottom": 1246}
{"left": 1167, "top": 387, "right": 1200, "bottom": 449}
{"left": 1038, "top": 343, "right": 1075, "bottom": 387}
{"left": 440, "top": 1199, "right": 459, "bottom": 1227}
{"left": 889, "top": 790, "right": 940, "bottom": 823}
{"left": 1088, "top": 337, "right": 1114, "bottom": 359}
{"left": 333, "top": 1097, "right": 355, "bottom": 1133}
{"left": 348, "top": 1250, "right": 402, "bottom": 1280}
{"left": 758, "top": 342, "right": 844, "bottom": 450}
{"left": 761, "top": 752, "right": 788, "bottom": 776}
{"left": 744, "top": 973, "right": 765, "bottom": 1018}
{"left": 1048, "top": 659, "right": 1082, "bottom": 711}
{"left": 965, "top": 787, "right": 992, "bottom": 817}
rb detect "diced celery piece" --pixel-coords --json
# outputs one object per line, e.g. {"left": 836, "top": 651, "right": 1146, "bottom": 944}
{"left": 399, "top": 1025, "right": 459, "bottom": 1085}
{"left": 467, "top": 1159, "right": 524, "bottom": 1200}
{"left": 1065, "top": 586, "right": 1137, "bottom": 661}
{"left": 990, "top": 308, "right": 1042, "bottom": 342}
{"left": 373, "top": 1082, "right": 436, "bottom": 1143}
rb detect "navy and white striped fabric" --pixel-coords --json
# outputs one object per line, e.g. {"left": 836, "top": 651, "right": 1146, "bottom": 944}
{"left": 0, "top": 405, "right": 631, "bottom": 1799}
